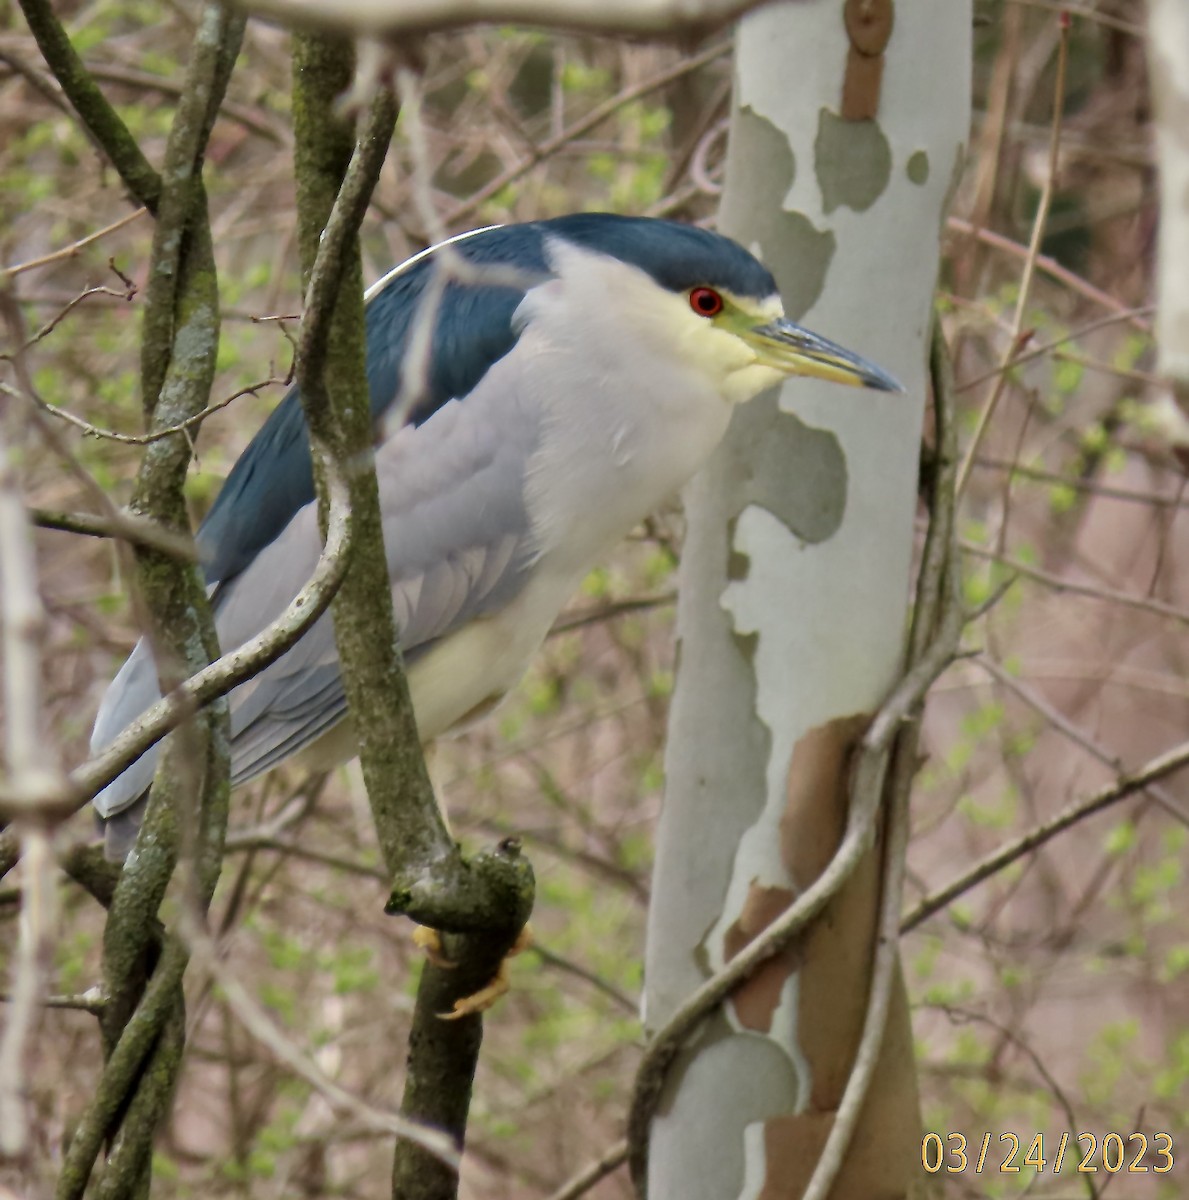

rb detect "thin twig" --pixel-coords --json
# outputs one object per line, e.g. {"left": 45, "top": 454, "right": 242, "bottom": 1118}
{"left": 0, "top": 987, "right": 105, "bottom": 1015}
{"left": 30, "top": 506, "right": 198, "bottom": 559}
{"left": 961, "top": 540, "right": 1189, "bottom": 627}
{"left": 969, "top": 455, "right": 1189, "bottom": 510}
{"left": 549, "top": 592, "right": 676, "bottom": 637}
{"left": 34, "top": 372, "right": 291, "bottom": 446}
{"left": 1, "top": 210, "right": 148, "bottom": 278}
{"left": 1009, "top": 0, "right": 1143, "bottom": 37}
{"left": 976, "top": 654, "right": 1189, "bottom": 828}
{"left": 956, "top": 14, "right": 1070, "bottom": 498}
{"left": 443, "top": 41, "right": 730, "bottom": 228}
{"left": 902, "top": 735, "right": 1189, "bottom": 932}
{"left": 954, "top": 306, "right": 1154, "bottom": 393}
{"left": 3, "top": 277, "right": 136, "bottom": 357}
{"left": 177, "top": 908, "right": 460, "bottom": 1163}
{"left": 0, "top": 351, "right": 191, "bottom": 572}
{"left": 946, "top": 218, "right": 1147, "bottom": 331}
{"left": 26, "top": 459, "right": 354, "bottom": 815}
{"left": 545, "top": 1139, "right": 630, "bottom": 1200}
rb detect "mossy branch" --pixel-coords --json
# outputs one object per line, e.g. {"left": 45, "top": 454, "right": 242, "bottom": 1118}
{"left": 291, "top": 39, "right": 452, "bottom": 882}
{"left": 49, "top": 8, "right": 244, "bottom": 1199}
{"left": 15, "top": 0, "right": 162, "bottom": 212}
{"left": 289, "top": 38, "right": 536, "bottom": 1200}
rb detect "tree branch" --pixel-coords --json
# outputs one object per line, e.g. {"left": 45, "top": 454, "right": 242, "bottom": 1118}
{"left": 238, "top": 0, "right": 776, "bottom": 38}
{"left": 14, "top": 0, "right": 162, "bottom": 211}
{"left": 292, "top": 41, "right": 539, "bottom": 1200}
{"left": 902, "top": 734, "right": 1189, "bottom": 933}
{"left": 30, "top": 505, "right": 199, "bottom": 559}
{"left": 55, "top": 939, "right": 188, "bottom": 1200}
{"left": 545, "top": 1139, "right": 629, "bottom": 1200}
{"left": 52, "top": 9, "right": 246, "bottom": 1197}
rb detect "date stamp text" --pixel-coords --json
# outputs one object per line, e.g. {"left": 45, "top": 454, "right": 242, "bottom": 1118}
{"left": 922, "top": 1132, "right": 1174, "bottom": 1175}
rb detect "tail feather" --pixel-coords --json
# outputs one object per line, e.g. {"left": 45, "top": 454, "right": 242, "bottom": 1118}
{"left": 90, "top": 636, "right": 162, "bottom": 830}
{"left": 96, "top": 799, "right": 148, "bottom": 862}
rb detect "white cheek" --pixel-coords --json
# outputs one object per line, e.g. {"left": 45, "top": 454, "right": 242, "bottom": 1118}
{"left": 724, "top": 362, "right": 785, "bottom": 405}
{"left": 676, "top": 321, "right": 755, "bottom": 379}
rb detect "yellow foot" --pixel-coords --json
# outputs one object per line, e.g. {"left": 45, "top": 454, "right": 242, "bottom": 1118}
{"left": 412, "top": 925, "right": 455, "bottom": 969}
{"left": 438, "top": 925, "right": 534, "bottom": 1021}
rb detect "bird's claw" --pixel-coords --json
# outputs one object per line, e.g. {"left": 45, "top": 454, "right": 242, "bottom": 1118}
{"left": 437, "top": 925, "right": 534, "bottom": 1021}
{"left": 412, "top": 924, "right": 455, "bottom": 969}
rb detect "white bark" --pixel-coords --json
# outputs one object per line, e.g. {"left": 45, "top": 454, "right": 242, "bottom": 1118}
{"left": 644, "top": 2, "right": 970, "bottom": 1197}
{"left": 1149, "top": 0, "right": 1189, "bottom": 391}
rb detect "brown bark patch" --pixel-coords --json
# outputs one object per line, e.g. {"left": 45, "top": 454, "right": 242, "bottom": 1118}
{"left": 754, "top": 976, "right": 925, "bottom": 1197}
{"left": 783, "top": 713, "right": 877, "bottom": 1110}
{"left": 771, "top": 710, "right": 925, "bottom": 1196}
{"left": 723, "top": 882, "right": 797, "bottom": 1032}
{"left": 757, "top": 1058, "right": 922, "bottom": 1199}
{"left": 780, "top": 713, "right": 871, "bottom": 887}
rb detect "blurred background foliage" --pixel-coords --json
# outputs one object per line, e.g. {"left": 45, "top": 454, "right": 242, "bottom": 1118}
{"left": 1, "top": 0, "right": 1185, "bottom": 1196}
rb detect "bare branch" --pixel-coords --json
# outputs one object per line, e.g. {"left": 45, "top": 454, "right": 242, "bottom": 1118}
{"left": 31, "top": 505, "right": 198, "bottom": 560}
{"left": 976, "top": 654, "right": 1189, "bottom": 828}
{"left": 903, "top": 735, "right": 1189, "bottom": 932}
{"left": 1, "top": 210, "right": 148, "bottom": 278}
{"left": 178, "top": 907, "right": 461, "bottom": 1165}
{"left": 961, "top": 540, "right": 1189, "bottom": 628}
{"left": 956, "top": 14, "right": 1070, "bottom": 497}
{"left": 33, "top": 372, "right": 291, "bottom": 446}
{"left": 236, "top": 0, "right": 776, "bottom": 39}
{"left": 14, "top": 0, "right": 162, "bottom": 211}
{"left": 35, "top": 459, "right": 353, "bottom": 815}
{"left": 544, "top": 1139, "right": 629, "bottom": 1200}
{"left": 947, "top": 217, "right": 1151, "bottom": 331}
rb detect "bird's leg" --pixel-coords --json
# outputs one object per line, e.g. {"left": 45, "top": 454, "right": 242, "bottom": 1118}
{"left": 437, "top": 924, "right": 534, "bottom": 1020}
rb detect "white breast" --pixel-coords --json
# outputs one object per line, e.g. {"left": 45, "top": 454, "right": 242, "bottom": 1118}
{"left": 301, "top": 240, "right": 746, "bottom": 765}
{"left": 516, "top": 243, "right": 737, "bottom": 579}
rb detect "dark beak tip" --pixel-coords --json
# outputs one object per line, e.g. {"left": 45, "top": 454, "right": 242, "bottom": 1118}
{"left": 856, "top": 367, "right": 905, "bottom": 394}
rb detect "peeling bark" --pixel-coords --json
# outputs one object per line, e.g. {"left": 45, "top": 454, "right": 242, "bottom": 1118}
{"left": 1149, "top": 0, "right": 1189, "bottom": 398}
{"left": 723, "top": 883, "right": 797, "bottom": 1032}
{"left": 643, "top": 3, "right": 970, "bottom": 1197}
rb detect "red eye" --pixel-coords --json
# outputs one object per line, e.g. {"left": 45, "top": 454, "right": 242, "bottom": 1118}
{"left": 689, "top": 286, "right": 724, "bottom": 317}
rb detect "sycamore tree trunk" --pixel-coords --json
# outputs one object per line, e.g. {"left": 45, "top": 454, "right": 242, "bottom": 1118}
{"left": 1149, "top": 0, "right": 1189, "bottom": 401}
{"left": 643, "top": 3, "right": 970, "bottom": 1198}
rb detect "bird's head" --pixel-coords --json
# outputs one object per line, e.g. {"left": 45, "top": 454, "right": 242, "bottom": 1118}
{"left": 536, "top": 214, "right": 903, "bottom": 406}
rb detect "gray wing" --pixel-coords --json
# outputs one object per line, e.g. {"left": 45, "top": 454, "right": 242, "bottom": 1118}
{"left": 90, "top": 638, "right": 164, "bottom": 819}
{"left": 91, "top": 375, "right": 542, "bottom": 837}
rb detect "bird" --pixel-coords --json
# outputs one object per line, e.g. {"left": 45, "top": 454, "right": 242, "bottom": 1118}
{"left": 90, "top": 212, "right": 901, "bottom": 861}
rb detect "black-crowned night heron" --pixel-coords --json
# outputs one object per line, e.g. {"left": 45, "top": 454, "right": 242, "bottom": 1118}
{"left": 91, "top": 213, "right": 900, "bottom": 860}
